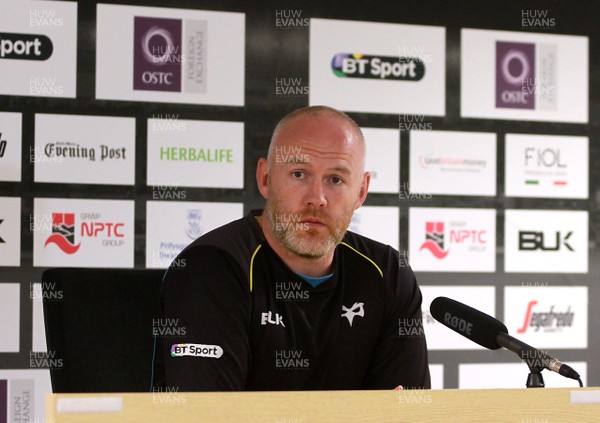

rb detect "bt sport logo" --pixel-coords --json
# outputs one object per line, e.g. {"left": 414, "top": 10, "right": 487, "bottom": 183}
{"left": 331, "top": 53, "right": 425, "bottom": 81}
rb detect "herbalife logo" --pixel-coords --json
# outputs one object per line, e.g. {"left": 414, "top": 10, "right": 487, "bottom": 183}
{"left": 341, "top": 302, "right": 364, "bottom": 327}
{"left": 516, "top": 300, "right": 574, "bottom": 333}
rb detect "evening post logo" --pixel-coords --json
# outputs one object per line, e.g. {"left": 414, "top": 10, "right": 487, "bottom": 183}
{"left": 133, "top": 16, "right": 206, "bottom": 93}
{"left": 496, "top": 41, "right": 557, "bottom": 110}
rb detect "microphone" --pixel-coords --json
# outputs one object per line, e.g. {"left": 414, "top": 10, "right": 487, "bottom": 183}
{"left": 430, "top": 296, "right": 581, "bottom": 383}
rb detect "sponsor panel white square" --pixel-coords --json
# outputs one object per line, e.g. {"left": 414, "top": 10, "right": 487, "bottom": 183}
{"left": 459, "top": 362, "right": 587, "bottom": 389}
{"left": 0, "top": 112, "right": 22, "bottom": 181}
{"left": 504, "top": 286, "right": 587, "bottom": 349}
{"left": 96, "top": 4, "right": 244, "bottom": 106}
{"left": 146, "top": 201, "right": 244, "bottom": 268}
{"left": 34, "top": 114, "right": 136, "bottom": 185}
{"left": 310, "top": 18, "right": 445, "bottom": 115}
{"left": 421, "top": 285, "right": 495, "bottom": 350}
{"left": 461, "top": 29, "right": 588, "bottom": 123}
{"left": 429, "top": 364, "right": 444, "bottom": 390}
{"left": 505, "top": 133, "right": 588, "bottom": 199}
{"left": 409, "top": 130, "right": 497, "bottom": 196}
{"left": 349, "top": 206, "right": 399, "bottom": 250}
{"left": 504, "top": 209, "right": 588, "bottom": 273}
{"left": 409, "top": 207, "right": 496, "bottom": 272}
{"left": 0, "top": 369, "right": 53, "bottom": 422}
{"left": 0, "top": 283, "right": 20, "bottom": 352}
{"left": 31, "top": 283, "right": 48, "bottom": 352}
{"left": 0, "top": 0, "right": 77, "bottom": 98}
{"left": 33, "top": 198, "right": 135, "bottom": 268}
{"left": 147, "top": 119, "right": 244, "bottom": 189}
{"left": 0, "top": 197, "right": 21, "bottom": 266}
{"left": 362, "top": 128, "right": 399, "bottom": 194}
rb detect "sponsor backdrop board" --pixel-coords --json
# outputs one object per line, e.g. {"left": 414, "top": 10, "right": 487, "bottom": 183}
{"left": 310, "top": 18, "right": 445, "bottom": 115}
{"left": 409, "top": 207, "right": 496, "bottom": 272}
{"left": 362, "top": 128, "right": 400, "bottom": 194}
{"left": 421, "top": 285, "right": 496, "bottom": 350}
{"left": 0, "top": 283, "right": 20, "bottom": 352}
{"left": 504, "top": 209, "right": 588, "bottom": 273}
{"left": 34, "top": 114, "right": 136, "bottom": 185}
{"left": 0, "top": 369, "right": 52, "bottom": 422}
{"left": 0, "top": 112, "right": 22, "bottom": 182}
{"left": 0, "top": 197, "right": 21, "bottom": 267}
{"left": 459, "top": 362, "right": 587, "bottom": 389}
{"left": 33, "top": 198, "right": 135, "bottom": 268}
{"left": 147, "top": 119, "right": 244, "bottom": 189}
{"left": 349, "top": 205, "right": 399, "bottom": 250}
{"left": 409, "top": 130, "right": 497, "bottom": 196}
{"left": 96, "top": 4, "right": 245, "bottom": 106}
{"left": 504, "top": 286, "right": 587, "bottom": 349}
{"left": 461, "top": 28, "right": 588, "bottom": 123}
{"left": 505, "top": 133, "right": 589, "bottom": 199}
{"left": 0, "top": 0, "right": 77, "bottom": 98}
{"left": 146, "top": 201, "right": 244, "bottom": 268}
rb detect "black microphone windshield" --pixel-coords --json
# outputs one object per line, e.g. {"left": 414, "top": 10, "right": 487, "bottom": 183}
{"left": 430, "top": 296, "right": 507, "bottom": 350}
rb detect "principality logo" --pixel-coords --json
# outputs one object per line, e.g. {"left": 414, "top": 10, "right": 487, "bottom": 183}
{"left": 170, "top": 343, "right": 223, "bottom": 358}
{"left": 341, "top": 302, "right": 365, "bottom": 327}
{"left": 44, "top": 213, "right": 81, "bottom": 254}
{"left": 331, "top": 53, "right": 425, "bottom": 81}
{"left": 419, "top": 222, "right": 449, "bottom": 259}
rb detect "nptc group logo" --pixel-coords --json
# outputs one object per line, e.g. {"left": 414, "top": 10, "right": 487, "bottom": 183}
{"left": 134, "top": 17, "right": 182, "bottom": 92}
{"left": 45, "top": 212, "right": 81, "bottom": 254}
{"left": 496, "top": 41, "right": 535, "bottom": 109}
{"left": 420, "top": 222, "right": 449, "bottom": 259}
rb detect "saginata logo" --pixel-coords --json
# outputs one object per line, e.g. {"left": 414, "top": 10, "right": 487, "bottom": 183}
{"left": 331, "top": 53, "right": 425, "bottom": 81}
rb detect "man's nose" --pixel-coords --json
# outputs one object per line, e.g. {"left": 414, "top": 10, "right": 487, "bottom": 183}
{"left": 306, "top": 179, "right": 327, "bottom": 207}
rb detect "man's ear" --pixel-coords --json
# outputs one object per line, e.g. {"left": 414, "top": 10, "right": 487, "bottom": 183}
{"left": 256, "top": 158, "right": 269, "bottom": 199}
{"left": 355, "top": 172, "right": 371, "bottom": 210}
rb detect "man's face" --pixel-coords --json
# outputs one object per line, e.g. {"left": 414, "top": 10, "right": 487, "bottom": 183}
{"left": 260, "top": 113, "right": 369, "bottom": 259}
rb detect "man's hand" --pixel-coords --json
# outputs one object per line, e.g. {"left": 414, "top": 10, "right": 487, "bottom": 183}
{"left": 394, "top": 385, "right": 404, "bottom": 390}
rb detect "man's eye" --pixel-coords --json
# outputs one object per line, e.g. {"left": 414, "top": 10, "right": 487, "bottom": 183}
{"left": 292, "top": 171, "right": 304, "bottom": 179}
{"left": 331, "top": 176, "right": 344, "bottom": 185}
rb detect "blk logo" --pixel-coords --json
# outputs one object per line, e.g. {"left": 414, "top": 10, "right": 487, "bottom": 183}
{"left": 518, "top": 231, "right": 574, "bottom": 251}
{"left": 261, "top": 311, "right": 285, "bottom": 327}
{"left": 419, "top": 222, "right": 449, "bottom": 259}
{"left": 341, "top": 302, "right": 365, "bottom": 327}
{"left": 44, "top": 213, "right": 81, "bottom": 254}
{"left": 0, "top": 219, "right": 4, "bottom": 243}
{"left": 0, "top": 133, "right": 6, "bottom": 157}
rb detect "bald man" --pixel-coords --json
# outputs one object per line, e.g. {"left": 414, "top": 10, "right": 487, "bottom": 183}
{"left": 152, "top": 106, "right": 430, "bottom": 391}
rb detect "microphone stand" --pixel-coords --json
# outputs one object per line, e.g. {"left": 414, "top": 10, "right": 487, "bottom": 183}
{"left": 525, "top": 361, "right": 545, "bottom": 388}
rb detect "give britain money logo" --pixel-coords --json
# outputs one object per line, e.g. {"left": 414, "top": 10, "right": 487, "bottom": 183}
{"left": 45, "top": 213, "right": 81, "bottom": 254}
{"left": 419, "top": 222, "right": 449, "bottom": 259}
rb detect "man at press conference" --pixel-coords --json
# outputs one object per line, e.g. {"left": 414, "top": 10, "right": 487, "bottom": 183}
{"left": 152, "top": 105, "right": 431, "bottom": 391}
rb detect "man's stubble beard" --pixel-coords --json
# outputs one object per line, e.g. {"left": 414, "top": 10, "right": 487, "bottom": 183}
{"left": 265, "top": 194, "right": 355, "bottom": 259}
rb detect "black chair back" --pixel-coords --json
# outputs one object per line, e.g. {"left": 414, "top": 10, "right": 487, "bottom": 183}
{"left": 41, "top": 267, "right": 164, "bottom": 392}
